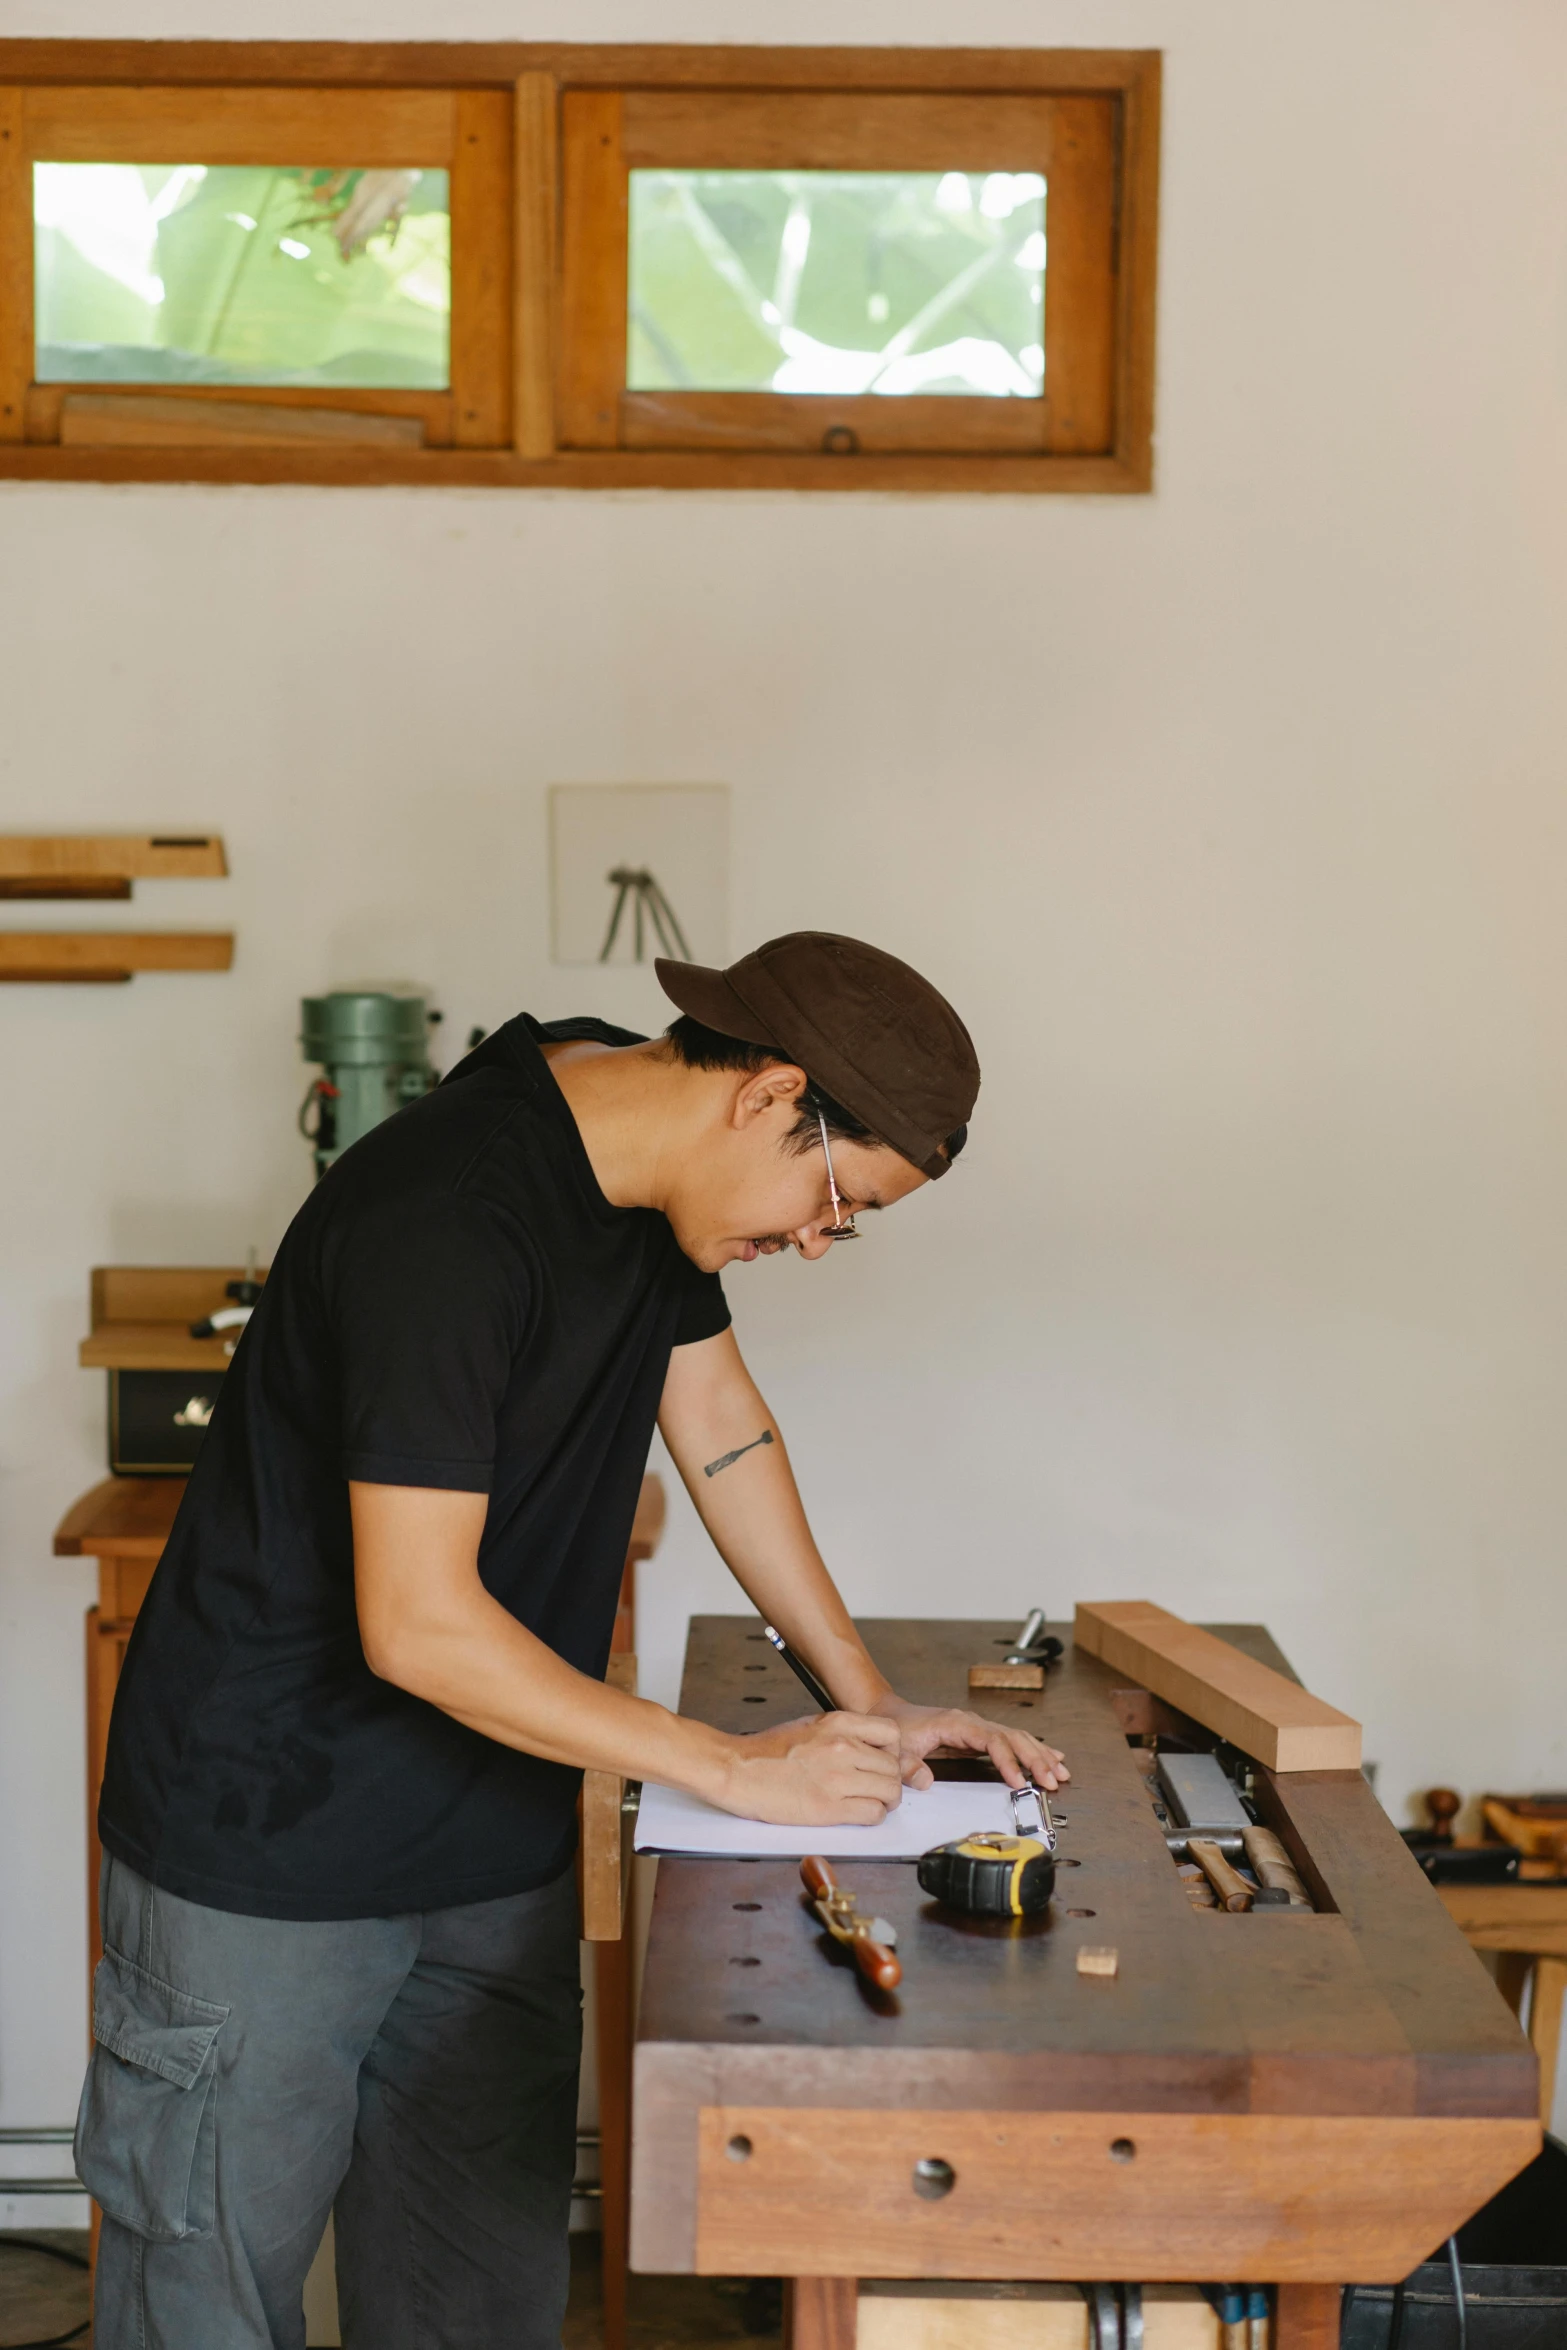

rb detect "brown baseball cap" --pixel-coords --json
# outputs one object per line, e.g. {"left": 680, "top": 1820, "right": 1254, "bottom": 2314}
{"left": 654, "top": 932, "right": 979, "bottom": 1179}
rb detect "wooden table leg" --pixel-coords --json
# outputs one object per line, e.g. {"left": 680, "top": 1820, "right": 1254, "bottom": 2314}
{"left": 785, "top": 2278, "right": 857, "bottom": 2350}
{"left": 1274, "top": 2285, "right": 1340, "bottom": 2349}
{"left": 1529, "top": 1955, "right": 1566, "bottom": 2126}
{"left": 594, "top": 1932, "right": 634, "bottom": 2350}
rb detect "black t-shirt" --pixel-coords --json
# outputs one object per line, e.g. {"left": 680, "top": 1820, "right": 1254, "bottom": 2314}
{"left": 99, "top": 1014, "right": 729, "bottom": 1920}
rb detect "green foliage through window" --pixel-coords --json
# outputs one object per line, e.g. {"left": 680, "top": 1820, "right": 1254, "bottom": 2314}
{"left": 628, "top": 170, "right": 1045, "bottom": 398}
{"left": 33, "top": 163, "right": 451, "bottom": 388}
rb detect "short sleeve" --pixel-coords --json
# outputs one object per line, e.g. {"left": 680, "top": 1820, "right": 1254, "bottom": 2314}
{"left": 329, "top": 1201, "right": 524, "bottom": 1492}
{"left": 672, "top": 1261, "right": 730, "bottom": 1348}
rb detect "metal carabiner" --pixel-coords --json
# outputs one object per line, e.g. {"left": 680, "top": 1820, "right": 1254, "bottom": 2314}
{"left": 1010, "top": 1778, "right": 1057, "bottom": 1852}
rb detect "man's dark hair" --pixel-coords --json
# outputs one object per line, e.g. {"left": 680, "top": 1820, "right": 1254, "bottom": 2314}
{"left": 664, "top": 1015, "right": 966, "bottom": 1165}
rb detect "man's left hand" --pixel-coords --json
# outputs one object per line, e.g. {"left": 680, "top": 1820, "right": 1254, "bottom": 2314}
{"left": 871, "top": 1695, "right": 1069, "bottom": 1793}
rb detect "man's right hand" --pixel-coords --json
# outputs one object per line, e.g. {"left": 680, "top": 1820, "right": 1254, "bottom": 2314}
{"left": 713, "top": 1710, "right": 904, "bottom": 1826}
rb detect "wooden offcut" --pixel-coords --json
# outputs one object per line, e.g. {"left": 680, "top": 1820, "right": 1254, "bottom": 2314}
{"left": 969, "top": 1661, "right": 1044, "bottom": 1690}
{"left": 1073, "top": 1600, "right": 1361, "bottom": 1772}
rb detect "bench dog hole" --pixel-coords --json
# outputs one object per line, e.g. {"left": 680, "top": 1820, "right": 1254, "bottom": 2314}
{"left": 732, "top": 1901, "right": 761, "bottom": 1911}
{"left": 729, "top": 1955, "right": 760, "bottom": 1966}
{"left": 1110, "top": 2138, "right": 1137, "bottom": 2163}
{"left": 912, "top": 2158, "right": 956, "bottom": 2200}
{"left": 726, "top": 2134, "right": 753, "bottom": 2162}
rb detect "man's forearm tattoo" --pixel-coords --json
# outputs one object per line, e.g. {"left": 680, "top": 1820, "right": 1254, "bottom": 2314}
{"left": 703, "top": 1429, "right": 774, "bottom": 1479}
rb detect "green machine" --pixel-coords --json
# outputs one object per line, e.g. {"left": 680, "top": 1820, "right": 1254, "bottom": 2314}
{"left": 299, "top": 990, "right": 440, "bottom": 1179}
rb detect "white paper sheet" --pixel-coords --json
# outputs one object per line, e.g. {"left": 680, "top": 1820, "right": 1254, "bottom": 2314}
{"left": 632, "top": 1776, "right": 1024, "bottom": 1859}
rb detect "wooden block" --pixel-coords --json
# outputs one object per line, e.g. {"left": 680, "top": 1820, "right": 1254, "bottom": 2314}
{"left": 969, "top": 1662, "right": 1045, "bottom": 1691}
{"left": 695, "top": 2107, "right": 1540, "bottom": 2282}
{"left": 858, "top": 2281, "right": 1091, "bottom": 2350}
{"left": 60, "top": 394, "right": 425, "bottom": 449}
{"left": 1273, "top": 2286, "right": 1339, "bottom": 2350}
{"left": 1073, "top": 1600, "right": 1361, "bottom": 1772}
{"left": 1076, "top": 1945, "right": 1119, "bottom": 1976}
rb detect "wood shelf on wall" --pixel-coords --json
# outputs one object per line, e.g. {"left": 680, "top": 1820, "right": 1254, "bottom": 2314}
{"left": 0, "top": 833, "right": 228, "bottom": 899}
{"left": 0, "top": 932, "right": 234, "bottom": 982}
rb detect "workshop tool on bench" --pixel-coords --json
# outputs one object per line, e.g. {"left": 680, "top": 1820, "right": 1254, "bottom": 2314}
{"left": 1242, "top": 1824, "right": 1312, "bottom": 1907}
{"left": 188, "top": 1247, "right": 264, "bottom": 1344}
{"left": 917, "top": 1778, "right": 1058, "bottom": 1917}
{"left": 800, "top": 1857, "right": 901, "bottom": 1989}
{"left": 970, "top": 1604, "right": 1064, "bottom": 1691}
{"left": 299, "top": 989, "right": 440, "bottom": 1180}
{"left": 1157, "top": 1752, "right": 1293, "bottom": 1910}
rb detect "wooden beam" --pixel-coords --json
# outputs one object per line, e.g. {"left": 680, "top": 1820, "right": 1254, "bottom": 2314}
{"left": 0, "top": 43, "right": 1163, "bottom": 97}
{"left": 0, "top": 86, "right": 28, "bottom": 443}
{"left": 450, "top": 88, "right": 511, "bottom": 447}
{"left": 21, "top": 83, "right": 457, "bottom": 163}
{"left": 696, "top": 2108, "right": 1537, "bottom": 2283}
{"left": 0, "top": 931, "right": 233, "bottom": 980}
{"left": 513, "top": 70, "right": 557, "bottom": 457}
{"left": 557, "top": 89, "right": 625, "bottom": 449}
{"left": 59, "top": 394, "right": 424, "bottom": 449}
{"left": 1114, "top": 50, "right": 1162, "bottom": 490}
{"left": 1073, "top": 1600, "right": 1362, "bottom": 1772}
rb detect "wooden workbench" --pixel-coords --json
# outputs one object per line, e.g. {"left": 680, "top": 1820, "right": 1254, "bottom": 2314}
{"left": 631, "top": 1619, "right": 1541, "bottom": 2350}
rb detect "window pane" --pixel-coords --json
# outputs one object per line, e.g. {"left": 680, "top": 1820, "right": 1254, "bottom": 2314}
{"left": 628, "top": 169, "right": 1045, "bottom": 398}
{"left": 34, "top": 164, "right": 450, "bottom": 389}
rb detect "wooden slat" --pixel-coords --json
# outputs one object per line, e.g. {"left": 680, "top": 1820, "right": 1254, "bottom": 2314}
{"left": 513, "top": 70, "right": 557, "bottom": 456}
{"left": 0, "top": 832, "right": 225, "bottom": 881}
{"left": 1040, "top": 96, "right": 1117, "bottom": 456}
{"left": 450, "top": 87, "right": 510, "bottom": 446}
{"left": 695, "top": 2106, "right": 1539, "bottom": 2283}
{"left": 1114, "top": 51, "right": 1161, "bottom": 491}
{"left": 0, "top": 439, "right": 1142, "bottom": 494}
{"left": 59, "top": 392, "right": 424, "bottom": 448}
{"left": 0, "top": 930, "right": 233, "bottom": 979}
{"left": 558, "top": 89, "right": 625, "bottom": 448}
{"left": 621, "top": 90, "right": 1053, "bottom": 171}
{"left": 1074, "top": 1601, "right": 1362, "bottom": 1771}
{"left": 29, "top": 382, "right": 449, "bottom": 446}
{"left": 80, "top": 1323, "right": 238, "bottom": 1371}
{"left": 21, "top": 84, "right": 456, "bottom": 163}
{"left": 622, "top": 391, "right": 1046, "bottom": 457}
{"left": 0, "top": 44, "right": 1162, "bottom": 98}
{"left": 0, "top": 87, "right": 27, "bottom": 442}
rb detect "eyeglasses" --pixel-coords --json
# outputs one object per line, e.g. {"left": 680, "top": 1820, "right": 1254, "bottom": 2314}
{"left": 818, "top": 1112, "right": 859, "bottom": 1241}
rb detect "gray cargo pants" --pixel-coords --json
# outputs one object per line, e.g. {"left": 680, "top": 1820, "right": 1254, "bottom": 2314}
{"left": 75, "top": 1854, "right": 582, "bottom": 2350}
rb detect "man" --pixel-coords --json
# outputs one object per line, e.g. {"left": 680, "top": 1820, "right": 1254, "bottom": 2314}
{"left": 78, "top": 930, "right": 1068, "bottom": 2350}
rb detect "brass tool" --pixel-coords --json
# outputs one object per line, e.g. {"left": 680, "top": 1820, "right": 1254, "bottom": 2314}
{"left": 800, "top": 1856, "right": 902, "bottom": 1990}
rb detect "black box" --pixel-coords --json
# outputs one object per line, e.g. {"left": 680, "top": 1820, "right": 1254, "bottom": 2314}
{"left": 109, "top": 1368, "right": 223, "bottom": 1474}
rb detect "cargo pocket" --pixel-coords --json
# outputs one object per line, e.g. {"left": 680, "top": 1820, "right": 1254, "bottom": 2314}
{"left": 74, "top": 1947, "right": 230, "bottom": 2242}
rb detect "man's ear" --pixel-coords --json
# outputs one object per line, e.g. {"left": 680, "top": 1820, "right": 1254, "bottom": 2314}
{"left": 730, "top": 1062, "right": 808, "bottom": 1132}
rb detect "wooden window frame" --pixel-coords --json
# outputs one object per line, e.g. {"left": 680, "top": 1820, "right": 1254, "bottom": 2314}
{"left": 0, "top": 42, "right": 1160, "bottom": 493}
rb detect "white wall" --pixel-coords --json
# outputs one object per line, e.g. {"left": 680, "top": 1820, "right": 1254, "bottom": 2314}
{"left": 4, "top": 0, "right": 1567, "bottom": 2167}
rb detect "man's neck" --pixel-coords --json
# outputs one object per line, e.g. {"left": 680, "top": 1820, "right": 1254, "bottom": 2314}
{"left": 541, "top": 1038, "right": 697, "bottom": 1214}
